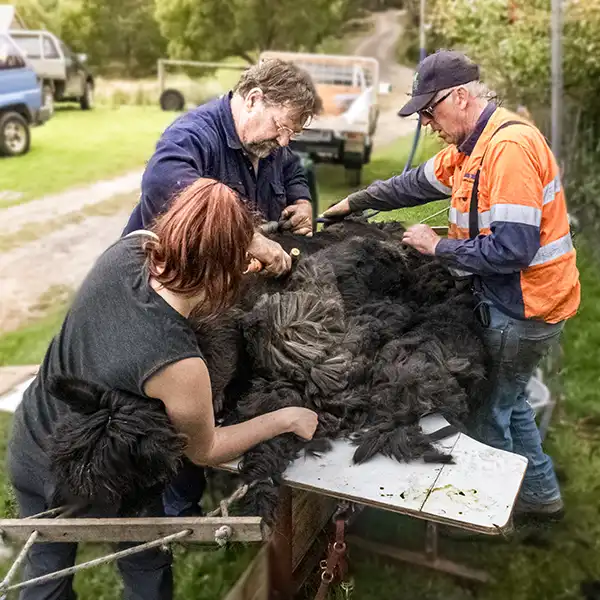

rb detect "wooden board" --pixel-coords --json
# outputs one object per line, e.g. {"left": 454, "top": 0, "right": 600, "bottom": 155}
{"left": 0, "top": 517, "right": 265, "bottom": 543}
{"left": 223, "top": 544, "right": 270, "bottom": 600}
{"left": 291, "top": 490, "right": 336, "bottom": 571}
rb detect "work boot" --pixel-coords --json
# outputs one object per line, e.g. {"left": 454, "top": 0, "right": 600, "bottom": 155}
{"left": 513, "top": 497, "right": 565, "bottom": 523}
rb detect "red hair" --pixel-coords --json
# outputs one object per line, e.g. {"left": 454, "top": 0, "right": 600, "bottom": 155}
{"left": 145, "top": 178, "right": 256, "bottom": 316}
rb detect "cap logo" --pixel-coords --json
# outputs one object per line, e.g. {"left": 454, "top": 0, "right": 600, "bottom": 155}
{"left": 412, "top": 71, "right": 419, "bottom": 94}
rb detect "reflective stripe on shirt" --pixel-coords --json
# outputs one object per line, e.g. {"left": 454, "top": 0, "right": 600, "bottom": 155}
{"left": 529, "top": 233, "right": 574, "bottom": 266}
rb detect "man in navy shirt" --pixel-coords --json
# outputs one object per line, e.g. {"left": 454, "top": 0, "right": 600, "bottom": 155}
{"left": 123, "top": 58, "right": 322, "bottom": 275}
{"left": 123, "top": 59, "right": 322, "bottom": 518}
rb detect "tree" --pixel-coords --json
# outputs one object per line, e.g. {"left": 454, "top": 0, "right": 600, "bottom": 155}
{"left": 427, "top": 0, "right": 600, "bottom": 233}
{"left": 155, "top": 0, "right": 363, "bottom": 64}
{"left": 429, "top": 0, "right": 600, "bottom": 114}
{"left": 13, "top": 0, "right": 167, "bottom": 77}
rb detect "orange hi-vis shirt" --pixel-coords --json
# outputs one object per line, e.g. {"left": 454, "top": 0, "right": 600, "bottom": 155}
{"left": 359, "top": 104, "right": 580, "bottom": 323}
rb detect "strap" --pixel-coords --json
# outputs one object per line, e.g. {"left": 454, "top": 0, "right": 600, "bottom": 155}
{"left": 315, "top": 518, "right": 348, "bottom": 600}
{"left": 123, "top": 229, "right": 159, "bottom": 240}
{"left": 427, "top": 424, "right": 459, "bottom": 442}
{"left": 468, "top": 120, "right": 530, "bottom": 239}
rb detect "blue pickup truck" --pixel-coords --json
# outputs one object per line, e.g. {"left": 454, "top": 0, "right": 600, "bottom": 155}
{"left": 0, "top": 31, "right": 50, "bottom": 157}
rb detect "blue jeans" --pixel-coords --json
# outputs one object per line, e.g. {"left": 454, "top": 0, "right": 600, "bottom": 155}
{"left": 7, "top": 447, "right": 173, "bottom": 600}
{"left": 470, "top": 301, "right": 564, "bottom": 505}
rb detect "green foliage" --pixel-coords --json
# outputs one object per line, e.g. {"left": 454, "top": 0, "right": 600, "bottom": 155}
{"left": 409, "top": 0, "right": 600, "bottom": 236}
{"left": 428, "top": 0, "right": 597, "bottom": 110}
{"left": 154, "top": 0, "right": 364, "bottom": 63}
{"left": 13, "top": 0, "right": 167, "bottom": 77}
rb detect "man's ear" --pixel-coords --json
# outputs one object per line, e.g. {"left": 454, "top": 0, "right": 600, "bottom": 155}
{"left": 456, "top": 86, "right": 470, "bottom": 109}
{"left": 245, "top": 87, "right": 264, "bottom": 111}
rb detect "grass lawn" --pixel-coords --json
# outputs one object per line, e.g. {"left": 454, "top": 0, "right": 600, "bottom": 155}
{"left": 1, "top": 132, "right": 599, "bottom": 598}
{"left": 0, "top": 107, "right": 177, "bottom": 209}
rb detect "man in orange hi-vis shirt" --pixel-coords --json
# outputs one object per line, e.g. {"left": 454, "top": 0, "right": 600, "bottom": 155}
{"left": 323, "top": 50, "right": 580, "bottom": 522}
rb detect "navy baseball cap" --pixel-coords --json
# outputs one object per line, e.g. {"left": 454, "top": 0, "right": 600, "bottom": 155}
{"left": 398, "top": 50, "right": 480, "bottom": 117}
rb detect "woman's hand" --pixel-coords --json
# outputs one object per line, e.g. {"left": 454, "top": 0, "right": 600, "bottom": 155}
{"left": 278, "top": 406, "right": 319, "bottom": 440}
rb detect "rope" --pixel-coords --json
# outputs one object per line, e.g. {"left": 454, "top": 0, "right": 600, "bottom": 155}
{"left": 0, "top": 531, "right": 39, "bottom": 594}
{"left": 25, "top": 506, "right": 69, "bottom": 520}
{"left": 0, "top": 484, "right": 254, "bottom": 594}
{"left": 206, "top": 483, "right": 250, "bottom": 518}
{"left": 1, "top": 529, "right": 192, "bottom": 594}
{"left": 419, "top": 205, "right": 450, "bottom": 224}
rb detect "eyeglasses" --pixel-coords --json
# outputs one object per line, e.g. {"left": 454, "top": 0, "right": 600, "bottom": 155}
{"left": 273, "top": 116, "right": 303, "bottom": 140}
{"left": 419, "top": 90, "right": 454, "bottom": 120}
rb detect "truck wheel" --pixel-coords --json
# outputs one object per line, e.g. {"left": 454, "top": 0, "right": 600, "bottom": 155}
{"left": 0, "top": 112, "right": 31, "bottom": 157}
{"left": 160, "top": 89, "right": 185, "bottom": 112}
{"left": 80, "top": 81, "right": 94, "bottom": 110}
{"left": 42, "top": 84, "right": 55, "bottom": 117}
{"left": 345, "top": 166, "right": 362, "bottom": 187}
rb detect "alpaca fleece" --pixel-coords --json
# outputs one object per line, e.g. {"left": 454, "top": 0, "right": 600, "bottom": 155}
{"left": 47, "top": 218, "right": 489, "bottom": 523}
{"left": 46, "top": 376, "right": 186, "bottom": 515}
{"left": 193, "top": 218, "right": 490, "bottom": 524}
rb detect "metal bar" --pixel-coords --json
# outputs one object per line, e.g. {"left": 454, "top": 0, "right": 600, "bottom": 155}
{"left": 2, "top": 530, "right": 191, "bottom": 594}
{"left": 347, "top": 534, "right": 490, "bottom": 583}
{"left": 550, "top": 0, "right": 563, "bottom": 164}
{"left": 424, "top": 521, "right": 438, "bottom": 563}
{"left": 0, "top": 531, "right": 39, "bottom": 593}
{"left": 159, "top": 59, "right": 247, "bottom": 70}
{"left": 158, "top": 59, "right": 165, "bottom": 94}
{"left": 0, "top": 517, "right": 264, "bottom": 543}
{"left": 419, "top": 0, "right": 426, "bottom": 54}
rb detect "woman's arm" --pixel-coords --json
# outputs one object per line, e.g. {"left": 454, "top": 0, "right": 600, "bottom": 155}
{"left": 144, "top": 357, "right": 317, "bottom": 466}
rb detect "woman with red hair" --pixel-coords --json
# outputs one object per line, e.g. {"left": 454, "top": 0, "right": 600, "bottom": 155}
{"left": 7, "top": 178, "right": 317, "bottom": 600}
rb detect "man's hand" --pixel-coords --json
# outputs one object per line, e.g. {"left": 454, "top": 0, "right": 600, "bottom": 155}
{"left": 402, "top": 224, "right": 441, "bottom": 255}
{"left": 320, "top": 197, "right": 351, "bottom": 220}
{"left": 280, "top": 199, "right": 313, "bottom": 236}
{"left": 246, "top": 232, "right": 292, "bottom": 276}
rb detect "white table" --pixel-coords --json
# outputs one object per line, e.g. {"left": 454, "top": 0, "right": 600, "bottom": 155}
{"left": 228, "top": 414, "right": 527, "bottom": 534}
{"left": 224, "top": 414, "right": 528, "bottom": 587}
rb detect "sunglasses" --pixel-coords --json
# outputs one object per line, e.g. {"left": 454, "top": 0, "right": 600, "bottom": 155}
{"left": 419, "top": 90, "right": 454, "bottom": 120}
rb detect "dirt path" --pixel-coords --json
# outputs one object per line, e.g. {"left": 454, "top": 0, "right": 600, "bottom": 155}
{"left": 0, "top": 10, "right": 416, "bottom": 335}
{"left": 353, "top": 9, "right": 418, "bottom": 146}
{"left": 1, "top": 170, "right": 143, "bottom": 236}
{"left": 0, "top": 210, "right": 134, "bottom": 331}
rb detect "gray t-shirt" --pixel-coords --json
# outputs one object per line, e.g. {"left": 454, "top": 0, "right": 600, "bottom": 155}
{"left": 9, "top": 233, "right": 203, "bottom": 469}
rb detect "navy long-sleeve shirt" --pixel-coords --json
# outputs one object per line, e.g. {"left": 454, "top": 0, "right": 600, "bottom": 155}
{"left": 123, "top": 93, "right": 311, "bottom": 234}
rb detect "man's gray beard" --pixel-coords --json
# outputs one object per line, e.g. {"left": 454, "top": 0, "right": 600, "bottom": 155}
{"left": 243, "top": 140, "right": 279, "bottom": 159}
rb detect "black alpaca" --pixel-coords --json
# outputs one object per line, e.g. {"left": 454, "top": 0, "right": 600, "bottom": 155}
{"left": 46, "top": 376, "right": 186, "bottom": 515}
{"left": 47, "top": 219, "right": 490, "bottom": 525}
{"left": 194, "top": 219, "right": 490, "bottom": 523}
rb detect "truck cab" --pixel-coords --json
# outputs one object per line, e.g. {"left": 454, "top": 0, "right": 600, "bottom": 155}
{"left": 0, "top": 31, "right": 50, "bottom": 156}
{"left": 259, "top": 51, "right": 390, "bottom": 186}
{"left": 9, "top": 29, "right": 94, "bottom": 113}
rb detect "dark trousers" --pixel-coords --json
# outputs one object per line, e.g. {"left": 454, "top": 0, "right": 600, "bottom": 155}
{"left": 162, "top": 458, "right": 206, "bottom": 517}
{"left": 7, "top": 448, "right": 173, "bottom": 600}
